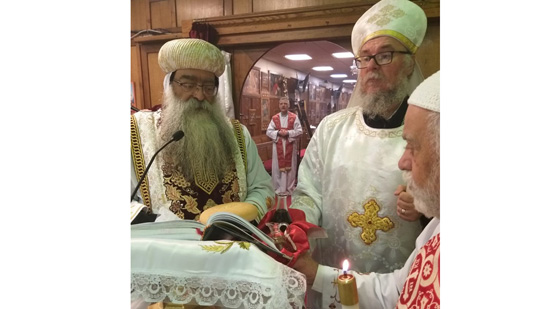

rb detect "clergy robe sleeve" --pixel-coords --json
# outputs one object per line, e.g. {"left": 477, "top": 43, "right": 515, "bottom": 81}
{"left": 266, "top": 118, "right": 278, "bottom": 142}
{"left": 289, "top": 119, "right": 326, "bottom": 226}
{"left": 311, "top": 257, "right": 412, "bottom": 309}
{"left": 241, "top": 124, "right": 274, "bottom": 220}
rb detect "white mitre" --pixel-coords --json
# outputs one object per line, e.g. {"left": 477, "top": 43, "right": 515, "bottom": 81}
{"left": 351, "top": 0, "right": 427, "bottom": 56}
{"left": 347, "top": 0, "right": 428, "bottom": 108}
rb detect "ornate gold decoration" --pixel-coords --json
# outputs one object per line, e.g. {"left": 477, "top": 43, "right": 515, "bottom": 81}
{"left": 193, "top": 165, "right": 218, "bottom": 195}
{"left": 348, "top": 199, "right": 394, "bottom": 245}
{"left": 204, "top": 199, "right": 217, "bottom": 210}
{"left": 165, "top": 184, "right": 184, "bottom": 201}
{"left": 231, "top": 179, "right": 239, "bottom": 194}
{"left": 367, "top": 4, "right": 405, "bottom": 26}
{"left": 231, "top": 119, "right": 247, "bottom": 171}
{"left": 131, "top": 115, "right": 152, "bottom": 210}
{"left": 200, "top": 241, "right": 250, "bottom": 254}
{"left": 222, "top": 190, "right": 233, "bottom": 204}
{"left": 183, "top": 195, "right": 200, "bottom": 214}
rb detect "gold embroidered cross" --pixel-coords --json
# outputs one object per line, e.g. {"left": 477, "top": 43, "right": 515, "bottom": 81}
{"left": 348, "top": 199, "right": 394, "bottom": 245}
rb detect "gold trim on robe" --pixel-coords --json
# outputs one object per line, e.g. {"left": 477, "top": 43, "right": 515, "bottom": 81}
{"left": 131, "top": 114, "right": 152, "bottom": 210}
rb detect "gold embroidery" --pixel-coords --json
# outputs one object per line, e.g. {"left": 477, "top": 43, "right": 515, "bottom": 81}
{"left": 131, "top": 115, "right": 152, "bottom": 210}
{"left": 165, "top": 184, "right": 184, "bottom": 201}
{"left": 367, "top": 5, "right": 405, "bottom": 27}
{"left": 348, "top": 199, "right": 394, "bottom": 245}
{"left": 361, "top": 29, "right": 417, "bottom": 55}
{"left": 200, "top": 241, "right": 250, "bottom": 254}
{"left": 183, "top": 195, "right": 200, "bottom": 214}
{"left": 231, "top": 178, "right": 239, "bottom": 194}
{"left": 238, "top": 242, "right": 251, "bottom": 250}
{"left": 168, "top": 169, "right": 190, "bottom": 188}
{"left": 204, "top": 199, "right": 217, "bottom": 209}
{"left": 222, "top": 170, "right": 234, "bottom": 183}
{"left": 222, "top": 190, "right": 233, "bottom": 204}
{"left": 169, "top": 203, "right": 186, "bottom": 219}
{"left": 231, "top": 119, "right": 247, "bottom": 171}
{"left": 193, "top": 164, "right": 219, "bottom": 194}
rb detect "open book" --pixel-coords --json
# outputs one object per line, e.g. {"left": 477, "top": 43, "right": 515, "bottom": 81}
{"left": 131, "top": 212, "right": 291, "bottom": 261}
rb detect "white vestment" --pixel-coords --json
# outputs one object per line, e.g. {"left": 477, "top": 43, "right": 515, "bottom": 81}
{"left": 291, "top": 106, "right": 423, "bottom": 308}
{"left": 266, "top": 112, "right": 303, "bottom": 195}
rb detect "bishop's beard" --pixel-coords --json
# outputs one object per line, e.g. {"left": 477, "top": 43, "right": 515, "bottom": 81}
{"left": 159, "top": 90, "right": 237, "bottom": 181}
{"left": 402, "top": 162, "right": 440, "bottom": 219}
{"left": 355, "top": 71, "right": 410, "bottom": 120}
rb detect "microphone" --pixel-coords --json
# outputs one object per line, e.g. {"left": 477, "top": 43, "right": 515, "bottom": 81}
{"left": 131, "top": 130, "right": 184, "bottom": 201}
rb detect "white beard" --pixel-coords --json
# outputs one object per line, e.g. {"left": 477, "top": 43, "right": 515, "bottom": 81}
{"left": 354, "top": 71, "right": 410, "bottom": 119}
{"left": 159, "top": 89, "right": 237, "bottom": 181}
{"left": 402, "top": 167, "right": 440, "bottom": 219}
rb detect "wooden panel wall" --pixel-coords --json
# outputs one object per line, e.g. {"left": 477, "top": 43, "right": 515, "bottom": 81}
{"left": 131, "top": 45, "right": 144, "bottom": 110}
{"left": 252, "top": 0, "right": 368, "bottom": 12}
{"left": 131, "top": 0, "right": 149, "bottom": 31}
{"left": 151, "top": 0, "right": 177, "bottom": 29}
{"left": 147, "top": 52, "right": 165, "bottom": 108}
{"left": 415, "top": 19, "right": 440, "bottom": 78}
{"left": 176, "top": 0, "right": 225, "bottom": 23}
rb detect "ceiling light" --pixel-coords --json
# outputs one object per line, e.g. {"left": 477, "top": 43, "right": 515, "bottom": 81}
{"left": 312, "top": 66, "right": 333, "bottom": 71}
{"left": 285, "top": 54, "right": 312, "bottom": 61}
{"left": 330, "top": 74, "right": 347, "bottom": 78}
{"left": 332, "top": 52, "right": 354, "bottom": 58}
{"left": 343, "top": 79, "right": 357, "bottom": 83}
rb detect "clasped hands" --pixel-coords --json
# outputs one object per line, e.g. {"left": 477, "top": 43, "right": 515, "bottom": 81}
{"left": 278, "top": 129, "right": 289, "bottom": 137}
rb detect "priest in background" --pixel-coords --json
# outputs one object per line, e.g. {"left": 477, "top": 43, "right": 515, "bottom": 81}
{"left": 266, "top": 96, "right": 303, "bottom": 195}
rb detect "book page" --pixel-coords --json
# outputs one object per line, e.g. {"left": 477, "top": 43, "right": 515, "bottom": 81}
{"left": 206, "top": 212, "right": 277, "bottom": 250}
{"left": 131, "top": 220, "right": 204, "bottom": 241}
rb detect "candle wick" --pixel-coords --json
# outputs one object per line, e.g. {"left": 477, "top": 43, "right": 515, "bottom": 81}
{"left": 343, "top": 270, "right": 347, "bottom": 275}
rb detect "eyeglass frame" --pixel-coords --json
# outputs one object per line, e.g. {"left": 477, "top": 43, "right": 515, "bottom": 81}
{"left": 172, "top": 80, "right": 218, "bottom": 96}
{"left": 354, "top": 51, "right": 411, "bottom": 68}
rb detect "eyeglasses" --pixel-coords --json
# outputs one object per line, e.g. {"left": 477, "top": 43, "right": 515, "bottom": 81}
{"left": 354, "top": 51, "right": 411, "bottom": 68}
{"left": 172, "top": 80, "right": 218, "bottom": 96}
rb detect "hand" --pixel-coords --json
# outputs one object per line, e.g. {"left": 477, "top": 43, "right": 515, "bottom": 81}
{"left": 291, "top": 251, "right": 318, "bottom": 286}
{"left": 394, "top": 185, "right": 421, "bottom": 221}
{"left": 279, "top": 129, "right": 288, "bottom": 137}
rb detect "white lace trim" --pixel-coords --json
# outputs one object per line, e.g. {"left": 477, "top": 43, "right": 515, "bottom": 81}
{"left": 131, "top": 267, "right": 306, "bottom": 309}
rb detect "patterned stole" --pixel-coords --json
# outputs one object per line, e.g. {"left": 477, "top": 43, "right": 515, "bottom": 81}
{"left": 163, "top": 119, "right": 248, "bottom": 220}
{"left": 396, "top": 233, "right": 440, "bottom": 309}
{"left": 272, "top": 112, "right": 296, "bottom": 171}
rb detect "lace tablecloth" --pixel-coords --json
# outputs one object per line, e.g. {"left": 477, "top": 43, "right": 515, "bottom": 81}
{"left": 131, "top": 237, "right": 307, "bottom": 308}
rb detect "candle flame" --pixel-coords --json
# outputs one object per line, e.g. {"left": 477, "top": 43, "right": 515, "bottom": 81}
{"left": 342, "top": 259, "right": 349, "bottom": 272}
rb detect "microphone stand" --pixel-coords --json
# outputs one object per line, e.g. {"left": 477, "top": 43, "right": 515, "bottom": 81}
{"left": 131, "top": 130, "right": 184, "bottom": 201}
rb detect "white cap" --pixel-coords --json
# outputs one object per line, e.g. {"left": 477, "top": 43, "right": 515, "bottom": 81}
{"left": 408, "top": 70, "right": 440, "bottom": 112}
{"left": 158, "top": 38, "right": 225, "bottom": 77}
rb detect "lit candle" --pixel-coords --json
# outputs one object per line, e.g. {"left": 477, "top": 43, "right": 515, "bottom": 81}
{"left": 337, "top": 259, "right": 359, "bottom": 309}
